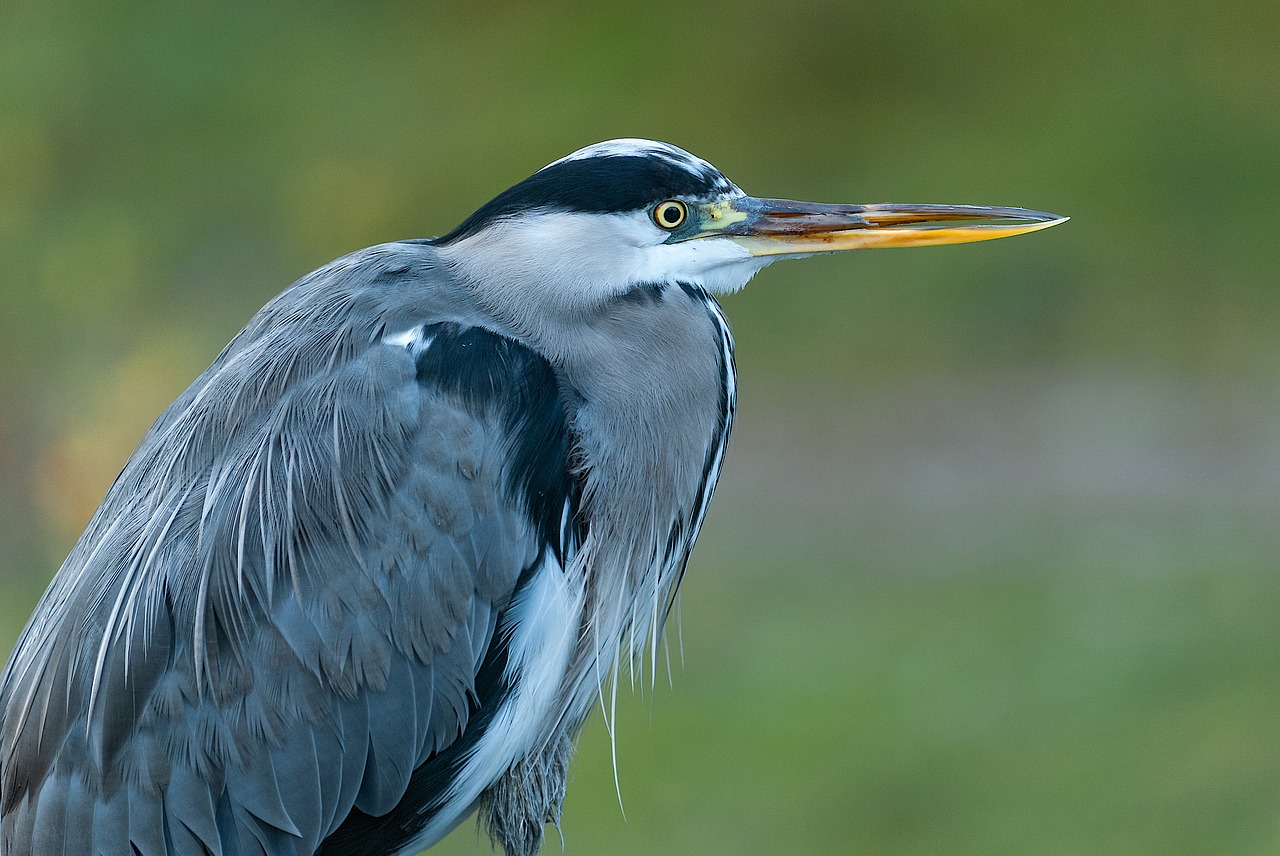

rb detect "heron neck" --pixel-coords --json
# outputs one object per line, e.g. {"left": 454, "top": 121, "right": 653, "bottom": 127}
{"left": 538, "top": 284, "right": 735, "bottom": 719}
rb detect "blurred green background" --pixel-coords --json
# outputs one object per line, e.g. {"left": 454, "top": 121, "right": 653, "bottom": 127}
{"left": 2, "top": 1, "right": 1278, "bottom": 853}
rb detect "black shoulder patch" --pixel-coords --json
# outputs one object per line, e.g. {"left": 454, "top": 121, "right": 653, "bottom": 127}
{"left": 320, "top": 324, "right": 585, "bottom": 853}
{"left": 412, "top": 323, "right": 580, "bottom": 559}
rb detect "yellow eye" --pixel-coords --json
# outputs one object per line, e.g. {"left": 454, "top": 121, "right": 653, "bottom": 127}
{"left": 653, "top": 200, "right": 688, "bottom": 230}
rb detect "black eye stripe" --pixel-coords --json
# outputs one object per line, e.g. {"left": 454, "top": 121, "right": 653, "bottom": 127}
{"left": 436, "top": 154, "right": 731, "bottom": 244}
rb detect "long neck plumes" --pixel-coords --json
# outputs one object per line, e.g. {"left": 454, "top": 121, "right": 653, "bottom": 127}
{"left": 537, "top": 283, "right": 735, "bottom": 721}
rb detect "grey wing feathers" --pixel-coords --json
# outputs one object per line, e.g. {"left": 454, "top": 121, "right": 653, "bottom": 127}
{"left": 0, "top": 247, "right": 542, "bottom": 855}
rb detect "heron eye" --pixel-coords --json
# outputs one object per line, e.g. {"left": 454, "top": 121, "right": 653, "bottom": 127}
{"left": 653, "top": 200, "right": 688, "bottom": 230}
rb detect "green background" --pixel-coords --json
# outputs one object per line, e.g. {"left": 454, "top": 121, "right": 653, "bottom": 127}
{"left": 2, "top": 2, "right": 1277, "bottom": 853}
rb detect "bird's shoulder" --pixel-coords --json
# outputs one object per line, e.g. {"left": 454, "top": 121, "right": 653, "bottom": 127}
{"left": 0, "top": 244, "right": 582, "bottom": 854}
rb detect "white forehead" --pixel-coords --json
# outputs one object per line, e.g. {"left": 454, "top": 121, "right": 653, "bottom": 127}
{"left": 543, "top": 138, "right": 742, "bottom": 197}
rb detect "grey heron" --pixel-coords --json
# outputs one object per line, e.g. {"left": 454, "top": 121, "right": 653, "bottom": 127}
{"left": 0, "top": 139, "right": 1064, "bottom": 856}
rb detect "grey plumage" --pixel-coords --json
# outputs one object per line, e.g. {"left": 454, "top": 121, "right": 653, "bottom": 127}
{"left": 0, "top": 139, "right": 1064, "bottom": 855}
{"left": 2, "top": 231, "right": 731, "bottom": 855}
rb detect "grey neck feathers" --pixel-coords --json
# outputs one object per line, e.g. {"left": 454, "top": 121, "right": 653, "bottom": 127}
{"left": 543, "top": 286, "right": 732, "bottom": 719}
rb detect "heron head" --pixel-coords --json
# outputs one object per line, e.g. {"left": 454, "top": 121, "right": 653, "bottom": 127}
{"left": 433, "top": 139, "right": 1065, "bottom": 315}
